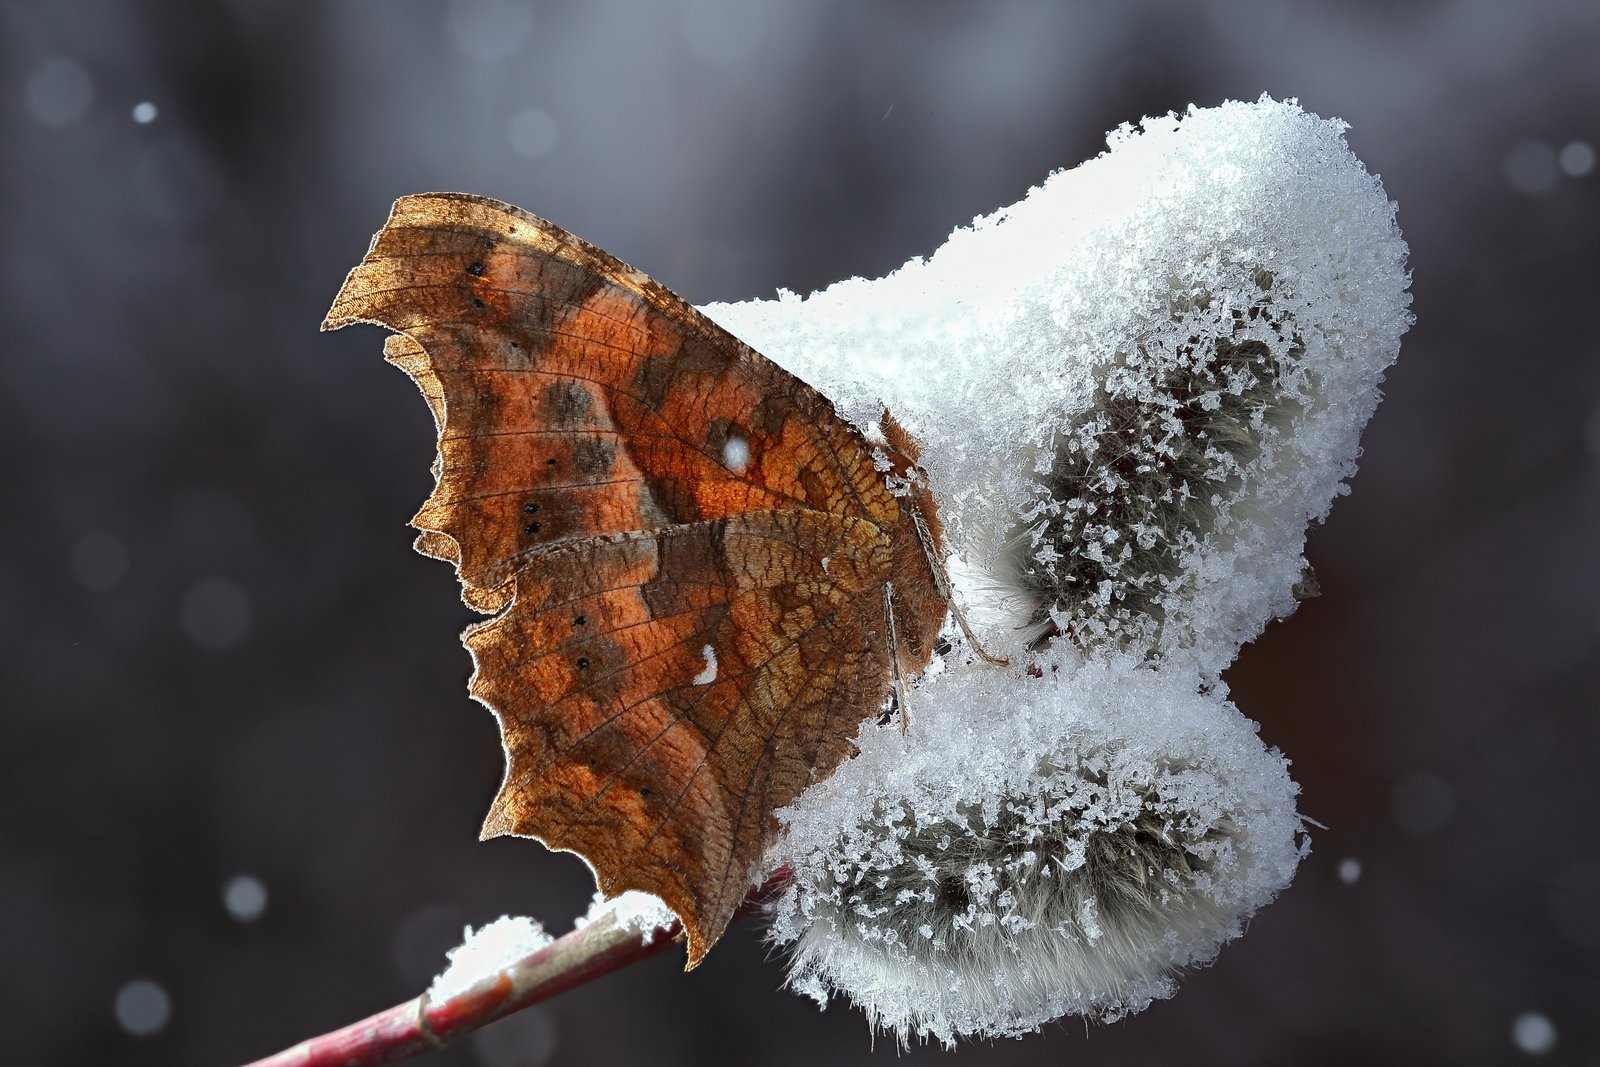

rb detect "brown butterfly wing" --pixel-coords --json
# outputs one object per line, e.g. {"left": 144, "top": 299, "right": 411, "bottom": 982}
{"left": 466, "top": 511, "right": 893, "bottom": 965}
{"left": 325, "top": 193, "right": 895, "bottom": 609}
{"left": 322, "top": 193, "right": 944, "bottom": 964}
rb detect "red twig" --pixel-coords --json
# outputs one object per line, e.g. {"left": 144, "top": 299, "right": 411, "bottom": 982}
{"left": 241, "top": 874, "right": 788, "bottom": 1067}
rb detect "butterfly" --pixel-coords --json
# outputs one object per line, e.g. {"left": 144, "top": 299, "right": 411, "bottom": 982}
{"left": 323, "top": 193, "right": 965, "bottom": 965}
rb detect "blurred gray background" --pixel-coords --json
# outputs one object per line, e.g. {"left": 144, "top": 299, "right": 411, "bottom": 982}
{"left": 4, "top": 1, "right": 1598, "bottom": 1064}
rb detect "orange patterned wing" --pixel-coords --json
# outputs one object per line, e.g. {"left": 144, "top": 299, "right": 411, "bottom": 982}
{"left": 322, "top": 193, "right": 946, "bottom": 964}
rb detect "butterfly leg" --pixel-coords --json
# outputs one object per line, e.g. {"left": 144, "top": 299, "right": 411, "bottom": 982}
{"left": 908, "top": 505, "right": 1010, "bottom": 666}
{"left": 883, "top": 581, "right": 912, "bottom": 733}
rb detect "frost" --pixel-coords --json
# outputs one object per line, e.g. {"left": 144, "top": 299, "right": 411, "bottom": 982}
{"left": 579, "top": 889, "right": 678, "bottom": 946}
{"left": 429, "top": 896, "right": 676, "bottom": 1004}
{"left": 704, "top": 96, "right": 1411, "bottom": 673}
{"left": 427, "top": 916, "right": 553, "bottom": 1002}
{"left": 765, "top": 663, "right": 1305, "bottom": 1047}
{"left": 702, "top": 96, "right": 1407, "bottom": 1045}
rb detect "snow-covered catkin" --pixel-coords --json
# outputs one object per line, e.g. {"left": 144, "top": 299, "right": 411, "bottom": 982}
{"left": 765, "top": 665, "right": 1305, "bottom": 1048}
{"left": 1008, "top": 266, "right": 1311, "bottom": 653}
{"left": 716, "top": 97, "right": 1410, "bottom": 1043}
{"left": 704, "top": 97, "right": 1411, "bottom": 672}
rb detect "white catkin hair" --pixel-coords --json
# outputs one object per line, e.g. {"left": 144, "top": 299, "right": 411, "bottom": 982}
{"left": 765, "top": 661, "right": 1306, "bottom": 1048}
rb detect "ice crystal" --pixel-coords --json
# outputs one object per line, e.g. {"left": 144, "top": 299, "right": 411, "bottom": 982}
{"left": 766, "top": 664, "right": 1304, "bottom": 1047}
{"left": 708, "top": 97, "right": 1409, "bottom": 1043}
{"left": 704, "top": 96, "right": 1410, "bottom": 671}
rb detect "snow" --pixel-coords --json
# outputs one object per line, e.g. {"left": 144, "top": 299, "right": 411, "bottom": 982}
{"left": 579, "top": 890, "right": 679, "bottom": 945}
{"left": 700, "top": 97, "right": 1409, "bottom": 1044}
{"left": 427, "top": 916, "right": 554, "bottom": 1002}
{"left": 426, "top": 894, "right": 677, "bottom": 1006}
{"left": 704, "top": 96, "right": 1411, "bottom": 674}
{"left": 765, "top": 662, "right": 1306, "bottom": 1047}
{"left": 419, "top": 97, "right": 1408, "bottom": 1044}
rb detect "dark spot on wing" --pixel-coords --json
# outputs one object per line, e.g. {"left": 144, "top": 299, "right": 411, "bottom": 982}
{"left": 540, "top": 380, "right": 596, "bottom": 428}
{"left": 571, "top": 435, "right": 617, "bottom": 478}
{"left": 631, "top": 338, "right": 738, "bottom": 411}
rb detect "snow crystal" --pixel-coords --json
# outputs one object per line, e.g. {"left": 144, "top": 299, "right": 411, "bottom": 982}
{"left": 428, "top": 916, "right": 554, "bottom": 1002}
{"left": 704, "top": 97, "right": 1411, "bottom": 674}
{"left": 765, "top": 662, "right": 1304, "bottom": 1047}
{"left": 700, "top": 97, "right": 1407, "bottom": 1043}
{"left": 578, "top": 889, "right": 678, "bottom": 946}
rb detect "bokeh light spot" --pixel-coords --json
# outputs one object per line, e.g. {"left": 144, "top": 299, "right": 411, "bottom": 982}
{"left": 70, "top": 531, "right": 129, "bottom": 591}
{"left": 1505, "top": 141, "right": 1558, "bottom": 195}
{"left": 1390, "top": 770, "right": 1455, "bottom": 835}
{"left": 180, "top": 578, "right": 253, "bottom": 649}
{"left": 471, "top": 1003, "right": 558, "bottom": 1067}
{"left": 507, "top": 108, "right": 559, "bottom": 159}
{"left": 393, "top": 904, "right": 469, "bottom": 987}
{"left": 26, "top": 57, "right": 94, "bottom": 127}
{"left": 131, "top": 136, "right": 225, "bottom": 225}
{"left": 447, "top": 0, "right": 533, "bottom": 60}
{"left": 1548, "top": 861, "right": 1600, "bottom": 948}
{"left": 683, "top": 0, "right": 766, "bottom": 66}
{"left": 114, "top": 978, "right": 171, "bottom": 1037}
{"left": 223, "top": 873, "right": 269, "bottom": 922}
{"left": 1510, "top": 1011, "right": 1557, "bottom": 1056}
{"left": 1559, "top": 140, "right": 1595, "bottom": 177}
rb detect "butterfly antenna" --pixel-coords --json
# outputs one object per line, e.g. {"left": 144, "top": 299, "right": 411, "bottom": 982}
{"left": 909, "top": 506, "right": 1010, "bottom": 666}
{"left": 882, "top": 582, "right": 913, "bottom": 732}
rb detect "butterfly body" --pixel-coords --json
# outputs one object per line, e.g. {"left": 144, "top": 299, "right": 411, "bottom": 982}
{"left": 324, "top": 194, "right": 946, "bottom": 964}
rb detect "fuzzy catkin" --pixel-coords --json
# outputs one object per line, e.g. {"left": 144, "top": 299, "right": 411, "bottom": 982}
{"left": 766, "top": 663, "right": 1305, "bottom": 1048}
{"left": 704, "top": 97, "right": 1411, "bottom": 672}
{"left": 726, "top": 97, "right": 1409, "bottom": 1043}
{"left": 1009, "top": 267, "right": 1309, "bottom": 654}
